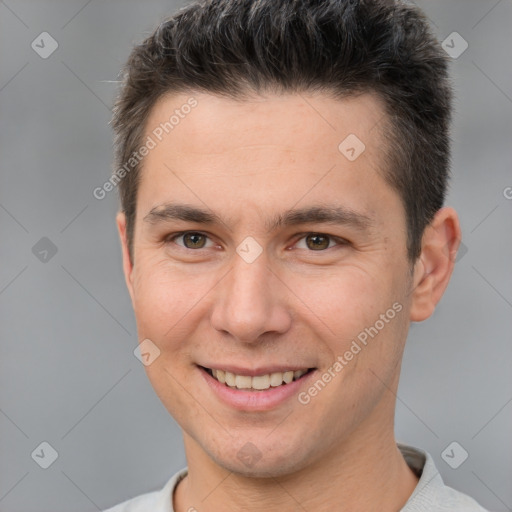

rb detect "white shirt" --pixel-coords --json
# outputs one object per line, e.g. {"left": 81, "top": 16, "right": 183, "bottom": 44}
{"left": 103, "top": 443, "right": 489, "bottom": 511}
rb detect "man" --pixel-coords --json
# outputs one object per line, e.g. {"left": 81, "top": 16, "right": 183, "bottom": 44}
{"left": 104, "top": 0, "right": 488, "bottom": 510}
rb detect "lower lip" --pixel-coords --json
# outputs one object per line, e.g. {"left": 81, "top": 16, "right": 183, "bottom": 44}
{"left": 199, "top": 366, "right": 316, "bottom": 411}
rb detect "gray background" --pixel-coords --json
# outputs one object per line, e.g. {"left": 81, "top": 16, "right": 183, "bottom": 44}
{"left": 0, "top": 1, "right": 511, "bottom": 511}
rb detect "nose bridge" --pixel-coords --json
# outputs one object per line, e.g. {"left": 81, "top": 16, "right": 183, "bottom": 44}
{"left": 210, "top": 250, "right": 290, "bottom": 342}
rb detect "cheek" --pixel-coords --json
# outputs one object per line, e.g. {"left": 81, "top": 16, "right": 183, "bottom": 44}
{"left": 131, "top": 257, "right": 217, "bottom": 347}
{"left": 297, "top": 265, "right": 408, "bottom": 379}
{"left": 131, "top": 258, "right": 187, "bottom": 339}
{"left": 295, "top": 267, "right": 389, "bottom": 338}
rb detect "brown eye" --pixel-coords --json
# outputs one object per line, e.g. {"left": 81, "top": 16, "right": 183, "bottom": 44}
{"left": 166, "top": 231, "right": 216, "bottom": 251}
{"left": 305, "top": 234, "right": 331, "bottom": 250}
{"left": 182, "top": 232, "right": 207, "bottom": 249}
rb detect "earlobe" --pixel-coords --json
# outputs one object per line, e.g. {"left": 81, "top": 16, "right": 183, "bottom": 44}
{"left": 116, "top": 212, "right": 135, "bottom": 304}
{"left": 409, "top": 207, "right": 461, "bottom": 322}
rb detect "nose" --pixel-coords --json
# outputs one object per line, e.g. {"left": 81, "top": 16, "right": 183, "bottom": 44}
{"left": 210, "top": 250, "right": 292, "bottom": 343}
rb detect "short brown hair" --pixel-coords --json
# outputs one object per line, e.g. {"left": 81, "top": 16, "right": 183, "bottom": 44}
{"left": 111, "top": 0, "right": 453, "bottom": 264}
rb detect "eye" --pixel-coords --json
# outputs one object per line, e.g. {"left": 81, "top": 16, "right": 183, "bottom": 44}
{"left": 294, "top": 233, "right": 347, "bottom": 251}
{"left": 167, "top": 231, "right": 215, "bottom": 250}
{"left": 165, "top": 231, "right": 347, "bottom": 253}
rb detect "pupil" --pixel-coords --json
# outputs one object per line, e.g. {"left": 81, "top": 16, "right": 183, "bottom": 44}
{"left": 185, "top": 233, "right": 205, "bottom": 248}
{"left": 307, "top": 234, "right": 329, "bottom": 250}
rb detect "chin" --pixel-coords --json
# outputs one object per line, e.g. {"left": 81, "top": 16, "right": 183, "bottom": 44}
{"left": 206, "top": 436, "right": 312, "bottom": 479}
{"left": 219, "top": 455, "right": 305, "bottom": 479}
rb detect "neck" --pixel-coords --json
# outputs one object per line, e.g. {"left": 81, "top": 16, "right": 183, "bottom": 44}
{"left": 174, "top": 397, "right": 419, "bottom": 511}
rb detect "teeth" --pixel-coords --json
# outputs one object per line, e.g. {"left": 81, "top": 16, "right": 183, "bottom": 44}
{"left": 235, "top": 375, "right": 252, "bottom": 389}
{"left": 283, "top": 371, "right": 294, "bottom": 384}
{"left": 225, "top": 371, "right": 236, "bottom": 387}
{"left": 252, "top": 374, "right": 270, "bottom": 390}
{"left": 270, "top": 372, "right": 283, "bottom": 387}
{"left": 209, "top": 368, "right": 309, "bottom": 390}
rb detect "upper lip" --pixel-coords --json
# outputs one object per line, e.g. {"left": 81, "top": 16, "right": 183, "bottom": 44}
{"left": 198, "top": 364, "right": 315, "bottom": 376}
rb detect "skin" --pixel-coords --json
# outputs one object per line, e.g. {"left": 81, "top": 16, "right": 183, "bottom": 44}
{"left": 117, "top": 91, "right": 461, "bottom": 512}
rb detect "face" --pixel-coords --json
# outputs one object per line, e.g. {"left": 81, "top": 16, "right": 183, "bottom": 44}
{"left": 118, "top": 91, "right": 417, "bottom": 477}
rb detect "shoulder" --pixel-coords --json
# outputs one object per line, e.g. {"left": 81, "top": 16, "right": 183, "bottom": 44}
{"left": 430, "top": 483, "right": 489, "bottom": 512}
{"left": 102, "top": 489, "right": 160, "bottom": 512}
{"left": 398, "top": 443, "right": 489, "bottom": 512}
{"left": 102, "top": 468, "right": 188, "bottom": 512}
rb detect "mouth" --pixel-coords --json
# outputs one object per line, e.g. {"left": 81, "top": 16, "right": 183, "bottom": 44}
{"left": 199, "top": 366, "right": 315, "bottom": 392}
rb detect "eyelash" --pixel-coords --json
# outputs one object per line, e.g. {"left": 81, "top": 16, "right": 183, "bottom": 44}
{"left": 165, "top": 231, "right": 349, "bottom": 252}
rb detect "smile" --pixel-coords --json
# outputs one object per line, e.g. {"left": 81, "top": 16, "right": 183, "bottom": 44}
{"left": 202, "top": 367, "right": 314, "bottom": 391}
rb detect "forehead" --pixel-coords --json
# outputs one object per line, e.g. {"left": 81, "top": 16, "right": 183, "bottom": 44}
{"left": 144, "top": 90, "right": 388, "bottom": 161}
{"left": 136, "top": 91, "right": 401, "bottom": 229}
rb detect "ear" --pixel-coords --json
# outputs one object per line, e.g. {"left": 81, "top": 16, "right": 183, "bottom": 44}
{"left": 116, "top": 212, "right": 135, "bottom": 305}
{"left": 409, "top": 207, "right": 462, "bottom": 322}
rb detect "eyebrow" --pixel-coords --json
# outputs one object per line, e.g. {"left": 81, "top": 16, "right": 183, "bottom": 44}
{"left": 143, "top": 203, "right": 374, "bottom": 232}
